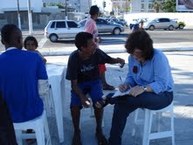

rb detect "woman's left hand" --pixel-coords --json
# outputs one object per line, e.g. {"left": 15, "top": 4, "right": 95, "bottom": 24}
{"left": 129, "top": 85, "right": 144, "bottom": 97}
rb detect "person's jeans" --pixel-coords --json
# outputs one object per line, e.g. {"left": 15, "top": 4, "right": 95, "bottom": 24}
{"left": 108, "top": 91, "right": 173, "bottom": 145}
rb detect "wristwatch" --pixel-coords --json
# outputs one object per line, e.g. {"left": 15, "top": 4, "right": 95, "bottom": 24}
{"left": 143, "top": 86, "right": 148, "bottom": 92}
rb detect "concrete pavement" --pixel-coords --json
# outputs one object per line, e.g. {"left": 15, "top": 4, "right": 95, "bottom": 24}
{"left": 43, "top": 48, "right": 193, "bottom": 145}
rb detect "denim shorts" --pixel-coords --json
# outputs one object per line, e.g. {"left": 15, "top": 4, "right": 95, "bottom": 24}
{"left": 70, "top": 79, "right": 103, "bottom": 107}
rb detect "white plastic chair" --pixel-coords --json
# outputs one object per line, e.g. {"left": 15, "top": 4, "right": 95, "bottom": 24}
{"left": 132, "top": 102, "right": 175, "bottom": 145}
{"left": 13, "top": 111, "right": 51, "bottom": 145}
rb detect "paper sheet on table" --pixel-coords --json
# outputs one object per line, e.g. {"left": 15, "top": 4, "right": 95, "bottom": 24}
{"left": 112, "top": 89, "right": 130, "bottom": 98}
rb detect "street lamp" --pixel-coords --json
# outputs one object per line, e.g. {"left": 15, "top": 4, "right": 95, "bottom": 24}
{"left": 27, "top": 0, "right": 33, "bottom": 35}
{"left": 16, "top": 0, "right": 21, "bottom": 29}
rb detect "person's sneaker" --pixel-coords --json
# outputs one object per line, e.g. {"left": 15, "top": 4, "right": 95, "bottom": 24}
{"left": 103, "top": 84, "right": 115, "bottom": 90}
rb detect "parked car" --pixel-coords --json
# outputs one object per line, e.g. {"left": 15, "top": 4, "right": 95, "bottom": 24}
{"left": 78, "top": 18, "right": 124, "bottom": 35}
{"left": 44, "top": 20, "right": 84, "bottom": 42}
{"left": 107, "top": 18, "right": 128, "bottom": 27}
{"left": 143, "top": 18, "right": 178, "bottom": 31}
{"left": 172, "top": 19, "right": 186, "bottom": 29}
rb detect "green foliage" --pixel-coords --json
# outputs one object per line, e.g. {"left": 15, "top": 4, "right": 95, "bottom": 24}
{"left": 47, "top": 2, "right": 65, "bottom": 9}
{"left": 153, "top": 1, "right": 162, "bottom": 13}
{"left": 178, "top": 21, "right": 185, "bottom": 26}
{"left": 162, "top": 0, "right": 176, "bottom": 12}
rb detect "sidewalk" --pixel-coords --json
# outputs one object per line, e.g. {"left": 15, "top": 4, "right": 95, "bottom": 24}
{"left": 45, "top": 50, "right": 193, "bottom": 145}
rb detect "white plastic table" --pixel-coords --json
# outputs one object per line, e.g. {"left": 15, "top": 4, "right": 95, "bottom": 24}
{"left": 46, "top": 64, "right": 65, "bottom": 143}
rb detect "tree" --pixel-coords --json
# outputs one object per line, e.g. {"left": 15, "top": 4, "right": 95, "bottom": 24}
{"left": 162, "top": 0, "right": 176, "bottom": 12}
{"left": 153, "top": 1, "right": 162, "bottom": 13}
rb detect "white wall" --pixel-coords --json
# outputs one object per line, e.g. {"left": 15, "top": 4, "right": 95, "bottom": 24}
{"left": 0, "top": 0, "right": 43, "bottom": 12}
{"left": 124, "top": 13, "right": 193, "bottom": 28}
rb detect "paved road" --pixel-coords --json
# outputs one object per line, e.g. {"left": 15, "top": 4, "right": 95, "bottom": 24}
{"left": 0, "top": 28, "right": 193, "bottom": 52}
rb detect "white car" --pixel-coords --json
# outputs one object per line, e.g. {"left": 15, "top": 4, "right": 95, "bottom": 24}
{"left": 44, "top": 20, "right": 84, "bottom": 42}
{"left": 143, "top": 18, "right": 178, "bottom": 31}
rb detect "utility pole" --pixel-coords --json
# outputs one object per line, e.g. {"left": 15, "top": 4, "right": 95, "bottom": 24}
{"left": 27, "top": 0, "right": 33, "bottom": 35}
{"left": 65, "top": 0, "right": 68, "bottom": 20}
{"left": 16, "top": 0, "right": 21, "bottom": 30}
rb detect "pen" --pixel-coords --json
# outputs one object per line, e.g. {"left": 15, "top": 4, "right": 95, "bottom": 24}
{"left": 119, "top": 76, "right": 123, "bottom": 83}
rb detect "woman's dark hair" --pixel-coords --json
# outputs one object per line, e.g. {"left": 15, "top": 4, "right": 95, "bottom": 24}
{"left": 125, "top": 30, "right": 154, "bottom": 60}
{"left": 89, "top": 5, "right": 99, "bottom": 16}
{"left": 24, "top": 36, "right": 38, "bottom": 49}
{"left": 75, "top": 32, "right": 93, "bottom": 50}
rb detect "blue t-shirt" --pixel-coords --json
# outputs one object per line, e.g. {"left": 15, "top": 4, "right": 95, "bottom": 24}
{"left": 0, "top": 48, "right": 48, "bottom": 123}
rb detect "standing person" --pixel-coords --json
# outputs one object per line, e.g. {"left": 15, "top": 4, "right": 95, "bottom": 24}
{"left": 24, "top": 35, "right": 47, "bottom": 63}
{"left": 108, "top": 30, "right": 174, "bottom": 145}
{"left": 0, "top": 24, "right": 48, "bottom": 124}
{"left": 0, "top": 92, "right": 17, "bottom": 145}
{"left": 84, "top": 5, "right": 115, "bottom": 90}
{"left": 66, "top": 32, "right": 125, "bottom": 145}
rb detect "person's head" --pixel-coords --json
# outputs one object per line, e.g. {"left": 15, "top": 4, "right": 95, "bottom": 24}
{"left": 24, "top": 36, "right": 38, "bottom": 51}
{"left": 1, "top": 24, "right": 23, "bottom": 49}
{"left": 125, "top": 30, "right": 154, "bottom": 62}
{"left": 75, "top": 32, "right": 96, "bottom": 56}
{"left": 89, "top": 5, "right": 99, "bottom": 19}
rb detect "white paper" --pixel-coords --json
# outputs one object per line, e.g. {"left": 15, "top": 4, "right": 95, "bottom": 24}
{"left": 112, "top": 89, "right": 131, "bottom": 98}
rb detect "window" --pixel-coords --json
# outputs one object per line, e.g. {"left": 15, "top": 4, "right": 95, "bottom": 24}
{"left": 159, "top": 18, "right": 170, "bottom": 22}
{"left": 50, "top": 22, "right": 55, "bottom": 28}
{"left": 96, "top": 19, "right": 108, "bottom": 24}
{"left": 56, "top": 21, "right": 66, "bottom": 28}
{"left": 67, "top": 21, "right": 78, "bottom": 28}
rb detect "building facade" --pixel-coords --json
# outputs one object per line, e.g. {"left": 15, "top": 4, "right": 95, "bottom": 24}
{"left": 130, "top": 0, "right": 164, "bottom": 12}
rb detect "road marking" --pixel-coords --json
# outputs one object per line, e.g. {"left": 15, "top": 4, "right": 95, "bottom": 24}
{"left": 38, "top": 37, "right": 48, "bottom": 49}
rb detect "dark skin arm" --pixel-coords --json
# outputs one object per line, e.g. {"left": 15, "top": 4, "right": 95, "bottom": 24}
{"left": 108, "top": 57, "right": 125, "bottom": 68}
{"left": 71, "top": 80, "right": 91, "bottom": 108}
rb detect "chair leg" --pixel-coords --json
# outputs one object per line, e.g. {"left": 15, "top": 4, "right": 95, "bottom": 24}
{"left": 35, "top": 126, "right": 45, "bottom": 145}
{"left": 132, "top": 109, "right": 139, "bottom": 136}
{"left": 143, "top": 110, "right": 150, "bottom": 145}
{"left": 15, "top": 130, "right": 23, "bottom": 145}
{"left": 171, "top": 108, "right": 175, "bottom": 145}
{"left": 44, "top": 114, "right": 51, "bottom": 145}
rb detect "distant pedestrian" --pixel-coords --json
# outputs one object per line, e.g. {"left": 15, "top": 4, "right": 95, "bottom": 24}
{"left": 85, "top": 5, "right": 115, "bottom": 90}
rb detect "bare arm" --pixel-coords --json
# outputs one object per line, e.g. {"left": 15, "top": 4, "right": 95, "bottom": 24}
{"left": 108, "top": 57, "right": 125, "bottom": 68}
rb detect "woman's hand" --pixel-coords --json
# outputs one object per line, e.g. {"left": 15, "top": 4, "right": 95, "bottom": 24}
{"left": 119, "top": 84, "right": 129, "bottom": 92}
{"left": 129, "top": 85, "right": 144, "bottom": 97}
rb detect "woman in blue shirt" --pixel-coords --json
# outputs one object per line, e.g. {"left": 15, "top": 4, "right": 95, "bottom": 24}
{"left": 108, "top": 30, "right": 174, "bottom": 145}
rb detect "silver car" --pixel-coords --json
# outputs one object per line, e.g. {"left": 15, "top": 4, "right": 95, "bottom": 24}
{"left": 79, "top": 18, "right": 124, "bottom": 35}
{"left": 143, "top": 18, "right": 178, "bottom": 31}
{"left": 44, "top": 20, "right": 84, "bottom": 42}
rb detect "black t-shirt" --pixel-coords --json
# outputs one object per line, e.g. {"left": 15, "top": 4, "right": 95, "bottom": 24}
{"left": 66, "top": 49, "right": 112, "bottom": 83}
